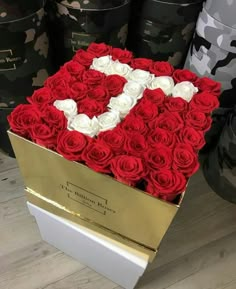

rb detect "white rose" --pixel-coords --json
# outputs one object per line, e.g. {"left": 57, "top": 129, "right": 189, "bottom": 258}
{"left": 106, "top": 60, "right": 133, "bottom": 77}
{"left": 123, "top": 81, "right": 145, "bottom": 100}
{"left": 128, "top": 69, "right": 154, "bottom": 86}
{"left": 147, "top": 76, "right": 175, "bottom": 95}
{"left": 172, "top": 81, "right": 199, "bottom": 102}
{"left": 90, "top": 55, "right": 112, "bottom": 73}
{"left": 53, "top": 99, "right": 77, "bottom": 118}
{"left": 108, "top": 93, "right": 137, "bottom": 118}
{"left": 97, "top": 111, "right": 120, "bottom": 132}
{"left": 68, "top": 114, "right": 99, "bottom": 137}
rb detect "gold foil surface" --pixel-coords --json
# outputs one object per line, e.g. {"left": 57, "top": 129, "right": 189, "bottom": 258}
{"left": 9, "top": 131, "right": 182, "bottom": 260}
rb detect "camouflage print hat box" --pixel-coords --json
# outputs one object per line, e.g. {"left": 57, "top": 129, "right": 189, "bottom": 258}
{"left": 0, "top": 0, "right": 53, "bottom": 155}
{"left": 47, "top": 0, "right": 131, "bottom": 65}
{"left": 0, "top": 0, "right": 53, "bottom": 108}
{"left": 185, "top": 0, "right": 236, "bottom": 107}
{"left": 127, "top": 0, "right": 204, "bottom": 68}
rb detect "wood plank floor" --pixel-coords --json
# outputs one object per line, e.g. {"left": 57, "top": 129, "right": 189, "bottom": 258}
{"left": 1, "top": 151, "right": 236, "bottom": 289}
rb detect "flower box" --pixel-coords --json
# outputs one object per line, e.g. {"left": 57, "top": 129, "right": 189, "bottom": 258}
{"left": 8, "top": 42, "right": 220, "bottom": 261}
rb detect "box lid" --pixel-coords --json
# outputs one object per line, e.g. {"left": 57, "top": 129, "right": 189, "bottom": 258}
{"left": 196, "top": 8, "right": 236, "bottom": 54}
{"left": 204, "top": 0, "right": 236, "bottom": 29}
{"left": 0, "top": 0, "right": 44, "bottom": 22}
{"left": 145, "top": 0, "right": 204, "bottom": 4}
{"left": 56, "top": 0, "right": 130, "bottom": 10}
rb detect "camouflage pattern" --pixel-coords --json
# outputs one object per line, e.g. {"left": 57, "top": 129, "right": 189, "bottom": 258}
{"left": 127, "top": 0, "right": 204, "bottom": 68}
{"left": 197, "top": 9, "right": 236, "bottom": 53}
{"left": 0, "top": 7, "right": 54, "bottom": 108}
{"left": 56, "top": 0, "right": 127, "bottom": 9}
{"left": 0, "top": 0, "right": 43, "bottom": 22}
{"left": 184, "top": 6, "right": 236, "bottom": 107}
{"left": 46, "top": 0, "right": 130, "bottom": 66}
{"left": 205, "top": 0, "right": 236, "bottom": 29}
{"left": 203, "top": 107, "right": 236, "bottom": 204}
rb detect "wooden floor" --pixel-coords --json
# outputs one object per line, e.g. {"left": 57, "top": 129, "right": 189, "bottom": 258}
{"left": 1, "top": 151, "right": 236, "bottom": 289}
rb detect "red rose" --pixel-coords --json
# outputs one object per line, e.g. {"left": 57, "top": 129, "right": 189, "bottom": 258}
{"left": 110, "top": 155, "right": 146, "bottom": 186}
{"left": 98, "top": 128, "right": 125, "bottom": 153}
{"left": 63, "top": 60, "right": 85, "bottom": 80}
{"left": 82, "top": 140, "right": 113, "bottom": 173}
{"left": 27, "top": 87, "right": 53, "bottom": 109}
{"left": 173, "top": 69, "right": 198, "bottom": 83}
{"left": 70, "top": 82, "right": 88, "bottom": 101}
{"left": 120, "top": 115, "right": 148, "bottom": 135}
{"left": 44, "top": 70, "right": 72, "bottom": 100}
{"left": 178, "top": 127, "right": 206, "bottom": 150}
{"left": 190, "top": 92, "right": 219, "bottom": 113}
{"left": 8, "top": 104, "right": 41, "bottom": 137}
{"left": 164, "top": 97, "right": 188, "bottom": 113}
{"left": 87, "top": 86, "right": 110, "bottom": 102}
{"left": 78, "top": 98, "right": 106, "bottom": 118}
{"left": 146, "top": 144, "right": 172, "bottom": 170}
{"left": 57, "top": 130, "right": 89, "bottom": 161}
{"left": 73, "top": 49, "right": 94, "bottom": 67}
{"left": 30, "top": 123, "right": 57, "bottom": 149}
{"left": 185, "top": 109, "right": 212, "bottom": 132}
{"left": 87, "top": 42, "right": 111, "bottom": 57}
{"left": 143, "top": 88, "right": 165, "bottom": 105}
{"left": 196, "top": 77, "right": 221, "bottom": 97}
{"left": 148, "top": 127, "right": 176, "bottom": 148}
{"left": 111, "top": 48, "right": 133, "bottom": 64}
{"left": 103, "top": 75, "right": 127, "bottom": 96}
{"left": 146, "top": 170, "right": 186, "bottom": 202}
{"left": 150, "top": 111, "right": 184, "bottom": 132}
{"left": 131, "top": 99, "right": 158, "bottom": 122}
{"left": 124, "top": 133, "right": 148, "bottom": 157}
{"left": 43, "top": 106, "right": 67, "bottom": 131}
{"left": 130, "top": 58, "right": 153, "bottom": 71}
{"left": 172, "top": 143, "right": 200, "bottom": 177}
{"left": 150, "top": 61, "right": 174, "bottom": 77}
{"left": 82, "top": 69, "right": 106, "bottom": 87}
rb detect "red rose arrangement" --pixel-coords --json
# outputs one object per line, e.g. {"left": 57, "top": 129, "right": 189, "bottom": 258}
{"left": 8, "top": 43, "right": 220, "bottom": 203}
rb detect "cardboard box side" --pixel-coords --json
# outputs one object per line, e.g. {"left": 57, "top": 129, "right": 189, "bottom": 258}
{"left": 8, "top": 131, "right": 179, "bottom": 250}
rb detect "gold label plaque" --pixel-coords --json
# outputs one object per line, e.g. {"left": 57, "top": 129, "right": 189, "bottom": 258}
{"left": 0, "top": 49, "right": 22, "bottom": 71}
{"left": 71, "top": 32, "right": 99, "bottom": 51}
{"left": 61, "top": 182, "right": 116, "bottom": 215}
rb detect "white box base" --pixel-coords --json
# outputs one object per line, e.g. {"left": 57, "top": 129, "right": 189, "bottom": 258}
{"left": 28, "top": 202, "right": 149, "bottom": 289}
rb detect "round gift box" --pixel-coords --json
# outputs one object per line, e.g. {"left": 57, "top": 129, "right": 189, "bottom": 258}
{"left": 132, "top": 19, "right": 196, "bottom": 67}
{"left": 184, "top": 7, "right": 236, "bottom": 107}
{"left": 46, "top": 0, "right": 131, "bottom": 66}
{"left": 0, "top": 3, "right": 54, "bottom": 155}
{"left": 128, "top": 0, "right": 203, "bottom": 67}
{"left": 0, "top": 6, "right": 54, "bottom": 108}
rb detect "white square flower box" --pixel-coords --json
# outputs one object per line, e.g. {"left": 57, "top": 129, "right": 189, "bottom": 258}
{"left": 27, "top": 202, "right": 149, "bottom": 289}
